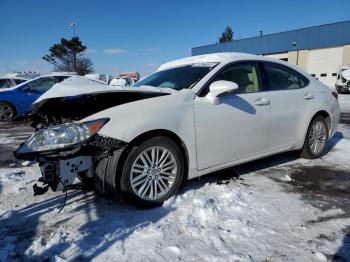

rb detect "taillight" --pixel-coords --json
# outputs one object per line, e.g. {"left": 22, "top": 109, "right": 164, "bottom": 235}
{"left": 332, "top": 91, "right": 338, "bottom": 100}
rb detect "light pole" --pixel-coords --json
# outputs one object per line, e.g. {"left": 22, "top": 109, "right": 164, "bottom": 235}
{"left": 69, "top": 22, "right": 78, "bottom": 37}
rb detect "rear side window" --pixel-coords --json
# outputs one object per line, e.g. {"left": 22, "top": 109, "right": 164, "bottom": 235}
{"left": 26, "top": 77, "right": 60, "bottom": 93}
{"left": 0, "top": 79, "right": 9, "bottom": 88}
{"left": 13, "top": 79, "right": 26, "bottom": 85}
{"left": 263, "top": 62, "right": 308, "bottom": 91}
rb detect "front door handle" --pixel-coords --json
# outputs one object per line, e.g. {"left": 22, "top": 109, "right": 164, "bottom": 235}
{"left": 254, "top": 98, "right": 270, "bottom": 106}
{"left": 304, "top": 93, "right": 314, "bottom": 100}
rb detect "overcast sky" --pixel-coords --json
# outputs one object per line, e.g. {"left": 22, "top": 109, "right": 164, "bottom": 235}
{"left": 1, "top": 0, "right": 349, "bottom": 76}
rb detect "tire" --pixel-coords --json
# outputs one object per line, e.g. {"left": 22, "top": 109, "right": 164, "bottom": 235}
{"left": 300, "top": 115, "right": 329, "bottom": 159}
{"left": 0, "top": 102, "right": 16, "bottom": 122}
{"left": 94, "top": 149, "right": 123, "bottom": 196}
{"left": 120, "top": 136, "right": 185, "bottom": 208}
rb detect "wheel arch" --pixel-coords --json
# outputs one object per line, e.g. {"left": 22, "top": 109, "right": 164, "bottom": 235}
{"left": 115, "top": 129, "right": 190, "bottom": 188}
{"left": 311, "top": 110, "right": 331, "bottom": 135}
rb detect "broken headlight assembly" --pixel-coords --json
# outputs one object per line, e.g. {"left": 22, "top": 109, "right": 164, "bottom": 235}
{"left": 16, "top": 118, "right": 109, "bottom": 156}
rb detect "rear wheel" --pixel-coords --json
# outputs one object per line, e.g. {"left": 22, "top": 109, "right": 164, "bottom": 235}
{"left": 0, "top": 102, "right": 16, "bottom": 122}
{"left": 120, "top": 136, "right": 185, "bottom": 208}
{"left": 300, "top": 115, "right": 329, "bottom": 159}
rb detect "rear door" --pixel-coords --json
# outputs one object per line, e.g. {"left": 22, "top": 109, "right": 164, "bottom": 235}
{"left": 260, "top": 62, "right": 311, "bottom": 149}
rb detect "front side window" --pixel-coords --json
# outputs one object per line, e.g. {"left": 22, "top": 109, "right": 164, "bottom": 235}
{"left": 134, "top": 63, "right": 217, "bottom": 90}
{"left": 263, "top": 62, "right": 308, "bottom": 91}
{"left": 25, "top": 77, "right": 60, "bottom": 93}
{"left": 211, "top": 62, "right": 261, "bottom": 94}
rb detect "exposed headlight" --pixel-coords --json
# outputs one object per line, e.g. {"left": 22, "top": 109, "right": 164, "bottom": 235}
{"left": 18, "top": 118, "right": 109, "bottom": 153}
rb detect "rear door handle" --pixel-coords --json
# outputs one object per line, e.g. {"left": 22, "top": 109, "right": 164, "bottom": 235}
{"left": 304, "top": 93, "right": 314, "bottom": 100}
{"left": 254, "top": 98, "right": 270, "bottom": 106}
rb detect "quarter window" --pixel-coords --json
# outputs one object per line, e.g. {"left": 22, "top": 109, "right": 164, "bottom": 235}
{"left": 263, "top": 62, "right": 308, "bottom": 90}
{"left": 211, "top": 62, "right": 261, "bottom": 94}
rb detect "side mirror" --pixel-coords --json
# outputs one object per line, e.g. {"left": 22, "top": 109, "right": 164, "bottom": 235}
{"left": 206, "top": 80, "right": 239, "bottom": 105}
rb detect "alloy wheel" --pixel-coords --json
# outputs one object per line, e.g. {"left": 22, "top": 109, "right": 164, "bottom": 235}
{"left": 309, "top": 120, "right": 327, "bottom": 155}
{"left": 0, "top": 103, "right": 14, "bottom": 122}
{"left": 130, "top": 146, "right": 177, "bottom": 201}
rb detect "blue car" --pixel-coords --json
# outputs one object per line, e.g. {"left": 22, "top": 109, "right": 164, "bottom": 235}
{"left": 0, "top": 75, "right": 71, "bottom": 122}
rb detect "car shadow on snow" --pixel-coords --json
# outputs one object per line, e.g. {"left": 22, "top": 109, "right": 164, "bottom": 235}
{"left": 0, "top": 189, "right": 174, "bottom": 261}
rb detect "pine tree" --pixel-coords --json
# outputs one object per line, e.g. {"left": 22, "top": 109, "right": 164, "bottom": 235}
{"left": 219, "top": 26, "right": 234, "bottom": 43}
{"left": 43, "top": 37, "right": 94, "bottom": 75}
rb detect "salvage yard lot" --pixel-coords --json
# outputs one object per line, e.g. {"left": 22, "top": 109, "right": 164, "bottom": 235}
{"left": 0, "top": 95, "right": 350, "bottom": 261}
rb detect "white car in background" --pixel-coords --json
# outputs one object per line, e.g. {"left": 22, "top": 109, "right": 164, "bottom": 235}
{"left": 84, "top": 74, "right": 113, "bottom": 85}
{"left": 109, "top": 76, "right": 134, "bottom": 87}
{"left": 335, "top": 65, "right": 350, "bottom": 93}
{"left": 16, "top": 53, "right": 340, "bottom": 207}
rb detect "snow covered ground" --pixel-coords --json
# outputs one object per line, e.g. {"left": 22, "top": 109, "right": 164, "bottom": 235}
{"left": 0, "top": 99, "right": 350, "bottom": 261}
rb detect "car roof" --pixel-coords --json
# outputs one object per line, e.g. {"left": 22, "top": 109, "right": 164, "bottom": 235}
{"left": 158, "top": 52, "right": 260, "bottom": 71}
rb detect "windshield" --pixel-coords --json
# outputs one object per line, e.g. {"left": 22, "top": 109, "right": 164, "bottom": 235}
{"left": 134, "top": 63, "right": 217, "bottom": 90}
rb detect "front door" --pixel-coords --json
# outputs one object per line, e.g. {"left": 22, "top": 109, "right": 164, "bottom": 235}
{"left": 194, "top": 62, "right": 271, "bottom": 170}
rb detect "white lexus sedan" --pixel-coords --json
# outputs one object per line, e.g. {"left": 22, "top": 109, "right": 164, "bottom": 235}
{"left": 16, "top": 53, "right": 340, "bottom": 207}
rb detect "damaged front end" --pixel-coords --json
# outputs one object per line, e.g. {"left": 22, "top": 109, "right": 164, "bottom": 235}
{"left": 30, "top": 91, "right": 168, "bottom": 127}
{"left": 15, "top": 89, "right": 170, "bottom": 196}
{"left": 15, "top": 118, "right": 127, "bottom": 195}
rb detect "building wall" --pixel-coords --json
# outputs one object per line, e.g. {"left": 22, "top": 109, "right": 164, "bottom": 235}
{"left": 343, "top": 45, "right": 350, "bottom": 64}
{"left": 264, "top": 52, "right": 288, "bottom": 60}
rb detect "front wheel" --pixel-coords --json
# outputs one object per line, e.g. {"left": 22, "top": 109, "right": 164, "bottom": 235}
{"left": 120, "top": 136, "right": 185, "bottom": 208}
{"left": 300, "top": 115, "right": 329, "bottom": 159}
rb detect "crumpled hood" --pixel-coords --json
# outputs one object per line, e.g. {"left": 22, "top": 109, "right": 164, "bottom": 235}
{"left": 30, "top": 76, "right": 177, "bottom": 126}
{"left": 33, "top": 76, "right": 175, "bottom": 105}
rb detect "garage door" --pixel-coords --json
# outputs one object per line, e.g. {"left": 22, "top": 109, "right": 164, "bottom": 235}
{"left": 308, "top": 47, "right": 343, "bottom": 87}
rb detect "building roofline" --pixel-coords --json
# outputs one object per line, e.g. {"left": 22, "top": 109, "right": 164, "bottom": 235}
{"left": 192, "top": 20, "right": 350, "bottom": 50}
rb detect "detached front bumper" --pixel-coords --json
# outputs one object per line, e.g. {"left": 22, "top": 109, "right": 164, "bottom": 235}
{"left": 15, "top": 135, "right": 127, "bottom": 193}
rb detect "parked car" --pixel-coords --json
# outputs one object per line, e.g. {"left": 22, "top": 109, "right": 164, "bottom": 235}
{"left": 109, "top": 76, "right": 134, "bottom": 87}
{"left": 0, "top": 74, "right": 72, "bottom": 122}
{"left": 16, "top": 53, "right": 340, "bottom": 207}
{"left": 0, "top": 77, "right": 28, "bottom": 89}
{"left": 335, "top": 65, "right": 350, "bottom": 93}
{"left": 84, "top": 74, "right": 113, "bottom": 85}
